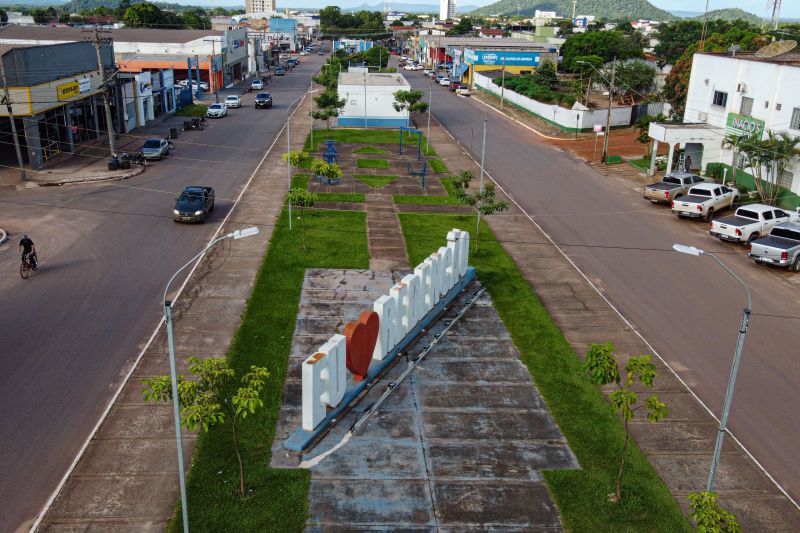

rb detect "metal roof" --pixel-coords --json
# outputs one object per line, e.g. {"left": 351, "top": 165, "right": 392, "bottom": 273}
{"left": 424, "top": 36, "right": 555, "bottom": 50}
{"left": 0, "top": 25, "right": 222, "bottom": 44}
{"left": 697, "top": 51, "right": 800, "bottom": 67}
{"left": 338, "top": 72, "right": 410, "bottom": 87}
{"left": 0, "top": 43, "right": 36, "bottom": 57}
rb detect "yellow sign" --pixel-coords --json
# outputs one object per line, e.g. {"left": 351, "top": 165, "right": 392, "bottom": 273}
{"left": 56, "top": 81, "right": 80, "bottom": 101}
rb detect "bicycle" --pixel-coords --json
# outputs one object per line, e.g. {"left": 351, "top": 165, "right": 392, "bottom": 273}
{"left": 20, "top": 252, "right": 37, "bottom": 279}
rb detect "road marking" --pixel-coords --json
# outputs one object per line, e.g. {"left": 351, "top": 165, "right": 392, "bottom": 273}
{"left": 29, "top": 88, "right": 313, "bottom": 532}
{"left": 437, "top": 118, "right": 800, "bottom": 511}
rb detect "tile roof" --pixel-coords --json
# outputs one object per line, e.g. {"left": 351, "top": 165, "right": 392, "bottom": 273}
{"left": 0, "top": 25, "right": 222, "bottom": 44}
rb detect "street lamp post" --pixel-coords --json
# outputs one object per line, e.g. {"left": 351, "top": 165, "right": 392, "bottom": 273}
{"left": 672, "top": 244, "right": 752, "bottom": 492}
{"left": 476, "top": 113, "right": 488, "bottom": 238}
{"left": 163, "top": 226, "right": 260, "bottom": 533}
{"left": 426, "top": 79, "right": 432, "bottom": 154}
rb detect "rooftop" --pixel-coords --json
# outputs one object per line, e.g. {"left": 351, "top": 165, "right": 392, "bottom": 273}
{"left": 338, "top": 72, "right": 410, "bottom": 87}
{"left": 0, "top": 42, "right": 35, "bottom": 57}
{"left": 424, "top": 35, "right": 556, "bottom": 50}
{"left": 697, "top": 51, "right": 800, "bottom": 67}
{"left": 0, "top": 25, "right": 222, "bottom": 44}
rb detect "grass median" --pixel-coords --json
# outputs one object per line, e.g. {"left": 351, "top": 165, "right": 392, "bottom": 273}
{"left": 398, "top": 212, "right": 690, "bottom": 533}
{"left": 356, "top": 158, "right": 390, "bottom": 169}
{"left": 355, "top": 174, "right": 397, "bottom": 188}
{"left": 168, "top": 209, "right": 369, "bottom": 532}
{"left": 292, "top": 173, "right": 364, "bottom": 203}
{"left": 394, "top": 178, "right": 460, "bottom": 205}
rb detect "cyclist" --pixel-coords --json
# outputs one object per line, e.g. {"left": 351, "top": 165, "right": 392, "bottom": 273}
{"left": 19, "top": 235, "right": 37, "bottom": 271}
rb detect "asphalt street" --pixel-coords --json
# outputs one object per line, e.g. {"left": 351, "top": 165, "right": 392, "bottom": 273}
{"left": 0, "top": 52, "right": 325, "bottom": 531}
{"left": 405, "top": 69, "right": 800, "bottom": 503}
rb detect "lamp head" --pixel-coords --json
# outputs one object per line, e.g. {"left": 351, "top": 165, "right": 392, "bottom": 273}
{"left": 672, "top": 243, "right": 704, "bottom": 256}
{"left": 231, "top": 227, "right": 260, "bottom": 240}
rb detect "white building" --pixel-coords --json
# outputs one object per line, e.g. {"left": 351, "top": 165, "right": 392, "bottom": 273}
{"left": 648, "top": 50, "right": 800, "bottom": 194}
{"left": 534, "top": 10, "right": 557, "bottom": 20}
{"left": 337, "top": 71, "right": 411, "bottom": 128}
{"left": 246, "top": 0, "right": 275, "bottom": 14}
{"left": 439, "top": 0, "right": 456, "bottom": 21}
{"left": 5, "top": 12, "right": 35, "bottom": 25}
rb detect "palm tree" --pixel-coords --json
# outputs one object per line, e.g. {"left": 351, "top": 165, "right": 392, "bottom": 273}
{"left": 735, "top": 131, "right": 800, "bottom": 205}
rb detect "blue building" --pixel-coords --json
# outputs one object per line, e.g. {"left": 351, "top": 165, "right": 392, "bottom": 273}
{"left": 333, "top": 39, "right": 373, "bottom": 53}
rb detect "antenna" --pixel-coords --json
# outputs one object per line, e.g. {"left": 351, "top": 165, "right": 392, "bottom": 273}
{"left": 766, "top": 0, "right": 782, "bottom": 31}
{"left": 572, "top": 0, "right": 577, "bottom": 21}
{"left": 754, "top": 39, "right": 797, "bottom": 58}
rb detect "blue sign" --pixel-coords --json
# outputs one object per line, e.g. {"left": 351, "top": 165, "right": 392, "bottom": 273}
{"left": 463, "top": 49, "right": 541, "bottom": 67}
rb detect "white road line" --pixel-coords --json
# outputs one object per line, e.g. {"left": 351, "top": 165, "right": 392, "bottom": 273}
{"left": 437, "top": 117, "right": 800, "bottom": 511}
{"left": 29, "top": 89, "right": 312, "bottom": 532}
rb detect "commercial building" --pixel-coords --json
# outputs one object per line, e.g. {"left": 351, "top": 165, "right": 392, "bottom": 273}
{"left": 337, "top": 70, "right": 411, "bottom": 128}
{"left": 246, "top": 0, "right": 275, "bottom": 14}
{"left": 0, "top": 42, "right": 115, "bottom": 170}
{"left": 648, "top": 49, "right": 800, "bottom": 194}
{"left": 439, "top": 0, "right": 456, "bottom": 21}
{"left": 333, "top": 39, "right": 373, "bottom": 53}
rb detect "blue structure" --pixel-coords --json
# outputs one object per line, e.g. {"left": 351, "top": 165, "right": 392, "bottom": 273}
{"left": 323, "top": 140, "right": 338, "bottom": 163}
{"left": 399, "top": 127, "right": 423, "bottom": 160}
{"left": 333, "top": 39, "right": 373, "bottom": 53}
{"left": 269, "top": 17, "right": 297, "bottom": 34}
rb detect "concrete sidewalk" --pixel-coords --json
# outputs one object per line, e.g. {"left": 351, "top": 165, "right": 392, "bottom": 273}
{"left": 34, "top": 94, "right": 313, "bottom": 532}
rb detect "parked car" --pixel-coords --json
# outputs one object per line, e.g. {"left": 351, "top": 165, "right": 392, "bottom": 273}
{"left": 403, "top": 63, "right": 414, "bottom": 70}
{"left": 251, "top": 79, "right": 264, "bottom": 90}
{"left": 412, "top": 63, "right": 423, "bottom": 70}
{"left": 748, "top": 222, "right": 800, "bottom": 270}
{"left": 435, "top": 74, "right": 445, "bottom": 83}
{"left": 206, "top": 103, "right": 227, "bottom": 118}
{"left": 300, "top": 50, "right": 309, "bottom": 56}
{"left": 318, "top": 51, "right": 324, "bottom": 55}
{"left": 173, "top": 186, "right": 215, "bottom": 223}
{"left": 448, "top": 81, "right": 462, "bottom": 91}
{"left": 287, "top": 58, "right": 299, "bottom": 66}
{"left": 439, "top": 78, "right": 451, "bottom": 86}
{"left": 224, "top": 95, "right": 241, "bottom": 108}
{"left": 671, "top": 183, "right": 740, "bottom": 221}
{"left": 140, "top": 137, "right": 171, "bottom": 160}
{"left": 643, "top": 172, "right": 709, "bottom": 204}
{"left": 254, "top": 92, "right": 273, "bottom": 109}
{"left": 178, "top": 80, "right": 209, "bottom": 91}
{"left": 710, "top": 204, "right": 800, "bottom": 245}
{"left": 423, "top": 68, "right": 432, "bottom": 76}
{"left": 275, "top": 66, "right": 285, "bottom": 75}
{"left": 456, "top": 86, "right": 471, "bottom": 96}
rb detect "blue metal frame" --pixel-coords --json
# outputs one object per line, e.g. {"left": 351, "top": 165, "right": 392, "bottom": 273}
{"left": 284, "top": 267, "right": 477, "bottom": 452}
{"left": 399, "top": 126, "right": 422, "bottom": 161}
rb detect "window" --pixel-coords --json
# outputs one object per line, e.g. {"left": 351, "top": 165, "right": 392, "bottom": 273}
{"left": 740, "top": 96, "right": 753, "bottom": 116}
{"left": 763, "top": 211, "right": 774, "bottom": 220}
{"left": 779, "top": 169, "right": 794, "bottom": 190}
{"left": 791, "top": 108, "right": 800, "bottom": 130}
{"left": 775, "top": 210, "right": 789, "bottom": 220}
{"left": 712, "top": 91, "right": 728, "bottom": 107}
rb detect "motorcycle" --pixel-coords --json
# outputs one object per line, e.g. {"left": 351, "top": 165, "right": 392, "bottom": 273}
{"left": 182, "top": 117, "right": 206, "bottom": 131}
{"left": 128, "top": 151, "right": 149, "bottom": 166}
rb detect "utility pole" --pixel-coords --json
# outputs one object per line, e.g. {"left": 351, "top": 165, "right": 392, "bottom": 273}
{"left": 0, "top": 63, "right": 26, "bottom": 180}
{"left": 602, "top": 57, "right": 615, "bottom": 164}
{"left": 426, "top": 79, "right": 432, "bottom": 154}
{"left": 88, "top": 28, "right": 117, "bottom": 154}
{"left": 203, "top": 38, "right": 220, "bottom": 103}
{"left": 500, "top": 57, "right": 507, "bottom": 109}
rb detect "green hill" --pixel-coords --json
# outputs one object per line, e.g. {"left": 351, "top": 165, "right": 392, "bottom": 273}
{"left": 470, "top": 0, "right": 674, "bottom": 21}
{"left": 692, "top": 8, "right": 762, "bottom": 25}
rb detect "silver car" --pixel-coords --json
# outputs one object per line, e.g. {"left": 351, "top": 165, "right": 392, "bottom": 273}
{"left": 141, "top": 138, "right": 170, "bottom": 160}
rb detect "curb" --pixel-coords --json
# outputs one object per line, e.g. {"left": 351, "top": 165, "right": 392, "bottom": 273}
{"left": 36, "top": 164, "right": 145, "bottom": 187}
{"left": 0, "top": 227, "right": 6, "bottom": 245}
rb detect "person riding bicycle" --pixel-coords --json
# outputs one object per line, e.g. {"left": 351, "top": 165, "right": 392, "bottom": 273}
{"left": 19, "top": 235, "right": 37, "bottom": 271}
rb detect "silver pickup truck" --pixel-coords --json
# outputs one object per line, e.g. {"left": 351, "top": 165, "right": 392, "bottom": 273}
{"left": 643, "top": 172, "right": 708, "bottom": 204}
{"left": 748, "top": 222, "right": 800, "bottom": 271}
{"left": 672, "top": 183, "right": 740, "bottom": 221}
{"left": 709, "top": 204, "right": 800, "bottom": 245}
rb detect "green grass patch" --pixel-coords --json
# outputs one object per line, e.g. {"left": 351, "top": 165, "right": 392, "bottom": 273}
{"left": 168, "top": 209, "right": 369, "bottom": 532}
{"left": 304, "top": 128, "right": 436, "bottom": 156}
{"left": 428, "top": 159, "right": 448, "bottom": 174}
{"left": 353, "top": 146, "right": 388, "bottom": 155}
{"left": 317, "top": 192, "right": 365, "bottom": 203}
{"left": 354, "top": 174, "right": 397, "bottom": 188}
{"left": 398, "top": 213, "right": 691, "bottom": 533}
{"left": 393, "top": 178, "right": 460, "bottom": 205}
{"left": 627, "top": 158, "right": 650, "bottom": 171}
{"left": 291, "top": 173, "right": 310, "bottom": 189}
{"left": 175, "top": 103, "right": 208, "bottom": 117}
{"left": 356, "top": 158, "right": 390, "bottom": 169}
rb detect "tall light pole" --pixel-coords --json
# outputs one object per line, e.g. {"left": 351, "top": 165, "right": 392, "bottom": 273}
{"left": 477, "top": 112, "right": 487, "bottom": 238}
{"left": 672, "top": 244, "right": 752, "bottom": 492}
{"left": 163, "top": 226, "right": 260, "bottom": 533}
{"left": 426, "top": 78, "right": 432, "bottom": 154}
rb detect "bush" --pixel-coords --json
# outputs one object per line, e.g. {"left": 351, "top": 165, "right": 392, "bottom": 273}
{"left": 495, "top": 75, "right": 576, "bottom": 108}
{"left": 705, "top": 162, "right": 725, "bottom": 183}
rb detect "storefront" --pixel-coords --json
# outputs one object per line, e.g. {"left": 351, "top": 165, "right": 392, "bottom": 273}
{"left": 223, "top": 28, "right": 248, "bottom": 85}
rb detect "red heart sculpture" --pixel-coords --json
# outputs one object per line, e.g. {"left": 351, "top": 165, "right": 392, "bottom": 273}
{"left": 344, "top": 310, "right": 380, "bottom": 381}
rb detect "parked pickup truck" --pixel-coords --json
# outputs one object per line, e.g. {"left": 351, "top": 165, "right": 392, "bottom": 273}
{"left": 748, "top": 222, "right": 800, "bottom": 271}
{"left": 173, "top": 186, "right": 215, "bottom": 223}
{"left": 709, "top": 204, "right": 800, "bottom": 245}
{"left": 643, "top": 172, "right": 708, "bottom": 204}
{"left": 671, "top": 183, "right": 740, "bottom": 221}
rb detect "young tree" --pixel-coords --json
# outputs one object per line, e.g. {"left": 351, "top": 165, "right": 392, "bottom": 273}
{"left": 573, "top": 54, "right": 604, "bottom": 104}
{"left": 393, "top": 90, "right": 429, "bottom": 114}
{"left": 531, "top": 60, "right": 558, "bottom": 89}
{"left": 635, "top": 113, "right": 666, "bottom": 157}
{"left": 287, "top": 188, "right": 318, "bottom": 249}
{"left": 142, "top": 357, "right": 269, "bottom": 499}
{"left": 688, "top": 491, "right": 742, "bottom": 533}
{"left": 450, "top": 170, "right": 509, "bottom": 252}
{"left": 611, "top": 61, "right": 656, "bottom": 96}
{"left": 282, "top": 150, "right": 309, "bottom": 168}
{"left": 583, "top": 342, "right": 668, "bottom": 503}
{"left": 312, "top": 90, "right": 346, "bottom": 129}
{"left": 736, "top": 130, "right": 800, "bottom": 205}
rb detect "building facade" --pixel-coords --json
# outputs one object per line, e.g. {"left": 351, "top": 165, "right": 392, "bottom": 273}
{"left": 337, "top": 71, "right": 411, "bottom": 128}
{"left": 439, "top": 0, "right": 456, "bottom": 21}
{"left": 246, "top": 0, "right": 275, "bottom": 14}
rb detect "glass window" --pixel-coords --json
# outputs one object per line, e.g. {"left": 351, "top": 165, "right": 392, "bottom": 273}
{"left": 712, "top": 91, "right": 728, "bottom": 107}
{"left": 776, "top": 210, "right": 789, "bottom": 219}
{"left": 740, "top": 96, "right": 753, "bottom": 116}
{"left": 715, "top": 187, "right": 722, "bottom": 195}
{"left": 790, "top": 108, "right": 800, "bottom": 130}
{"left": 763, "top": 211, "right": 774, "bottom": 220}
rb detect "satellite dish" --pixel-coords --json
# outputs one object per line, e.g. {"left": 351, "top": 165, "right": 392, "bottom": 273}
{"left": 754, "top": 40, "right": 797, "bottom": 58}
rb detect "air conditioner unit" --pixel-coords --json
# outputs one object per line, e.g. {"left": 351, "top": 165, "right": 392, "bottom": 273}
{"left": 698, "top": 111, "right": 709, "bottom": 122}
{"left": 736, "top": 83, "right": 747, "bottom": 93}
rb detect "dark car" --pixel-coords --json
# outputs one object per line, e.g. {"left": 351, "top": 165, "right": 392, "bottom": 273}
{"left": 275, "top": 66, "right": 285, "bottom": 75}
{"left": 173, "top": 186, "right": 215, "bottom": 223}
{"left": 254, "top": 92, "right": 273, "bottom": 109}
{"left": 287, "top": 58, "right": 299, "bottom": 66}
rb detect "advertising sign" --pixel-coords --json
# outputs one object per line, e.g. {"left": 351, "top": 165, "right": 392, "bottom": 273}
{"left": 56, "top": 81, "right": 80, "bottom": 101}
{"left": 726, "top": 112, "right": 765, "bottom": 138}
{"left": 464, "top": 48, "right": 541, "bottom": 67}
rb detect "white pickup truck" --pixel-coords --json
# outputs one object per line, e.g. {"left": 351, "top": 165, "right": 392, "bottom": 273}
{"left": 672, "top": 183, "right": 740, "bottom": 221}
{"left": 748, "top": 222, "right": 800, "bottom": 271}
{"left": 709, "top": 204, "right": 800, "bottom": 245}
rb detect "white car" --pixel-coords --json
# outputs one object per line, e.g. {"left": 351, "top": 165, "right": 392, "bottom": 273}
{"left": 439, "top": 78, "right": 451, "bottom": 86}
{"left": 206, "top": 103, "right": 227, "bottom": 118}
{"left": 251, "top": 79, "right": 264, "bottom": 90}
{"left": 412, "top": 64, "right": 423, "bottom": 70}
{"left": 403, "top": 63, "right": 415, "bottom": 71}
{"left": 300, "top": 50, "right": 309, "bottom": 56}
{"left": 224, "top": 95, "right": 241, "bottom": 108}
{"left": 423, "top": 69, "right": 431, "bottom": 75}
{"left": 456, "top": 86, "right": 470, "bottom": 96}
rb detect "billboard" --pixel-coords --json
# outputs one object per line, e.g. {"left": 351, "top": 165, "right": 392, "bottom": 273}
{"left": 463, "top": 49, "right": 541, "bottom": 67}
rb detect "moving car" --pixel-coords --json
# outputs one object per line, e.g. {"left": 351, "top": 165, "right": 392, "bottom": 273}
{"left": 403, "top": 63, "right": 415, "bottom": 70}
{"left": 173, "top": 186, "right": 215, "bottom": 223}
{"left": 140, "top": 138, "right": 170, "bottom": 160}
{"left": 224, "top": 95, "right": 241, "bottom": 108}
{"left": 251, "top": 79, "right": 264, "bottom": 90}
{"left": 671, "top": 183, "right": 740, "bottom": 221}
{"left": 439, "top": 78, "right": 451, "bottom": 86}
{"left": 254, "top": 92, "right": 273, "bottom": 109}
{"left": 318, "top": 51, "right": 324, "bottom": 55}
{"left": 448, "top": 81, "right": 462, "bottom": 91}
{"left": 748, "top": 222, "right": 800, "bottom": 270}
{"left": 709, "top": 204, "right": 800, "bottom": 245}
{"left": 275, "top": 66, "right": 285, "bottom": 75}
{"left": 456, "top": 86, "right": 470, "bottom": 96}
{"left": 643, "top": 172, "right": 709, "bottom": 204}
{"left": 206, "top": 103, "right": 227, "bottom": 118}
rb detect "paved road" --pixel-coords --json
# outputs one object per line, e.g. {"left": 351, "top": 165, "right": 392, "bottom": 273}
{"left": 0, "top": 53, "right": 324, "bottom": 532}
{"left": 406, "top": 70, "right": 800, "bottom": 503}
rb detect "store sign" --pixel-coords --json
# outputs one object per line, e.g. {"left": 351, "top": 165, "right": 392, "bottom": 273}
{"left": 56, "top": 81, "right": 80, "bottom": 101}
{"left": 726, "top": 112, "right": 765, "bottom": 138}
{"left": 464, "top": 48, "right": 541, "bottom": 66}
{"left": 301, "top": 229, "right": 470, "bottom": 431}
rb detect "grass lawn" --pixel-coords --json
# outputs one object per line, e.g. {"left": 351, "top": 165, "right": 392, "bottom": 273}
{"left": 399, "top": 213, "right": 691, "bottom": 533}
{"left": 167, "top": 208, "right": 369, "bottom": 532}
{"left": 393, "top": 178, "right": 461, "bottom": 205}
{"left": 627, "top": 158, "right": 650, "bottom": 171}
{"left": 428, "top": 159, "right": 449, "bottom": 174}
{"left": 304, "top": 128, "right": 436, "bottom": 156}
{"left": 175, "top": 103, "right": 208, "bottom": 117}
{"left": 291, "top": 174, "right": 364, "bottom": 203}
{"left": 356, "top": 158, "right": 390, "bottom": 169}
{"left": 355, "top": 174, "right": 397, "bottom": 188}
{"left": 353, "top": 146, "right": 388, "bottom": 155}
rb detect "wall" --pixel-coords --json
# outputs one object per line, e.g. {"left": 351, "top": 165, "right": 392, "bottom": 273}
{"left": 473, "top": 71, "right": 631, "bottom": 131}
{"left": 338, "top": 81, "right": 410, "bottom": 128}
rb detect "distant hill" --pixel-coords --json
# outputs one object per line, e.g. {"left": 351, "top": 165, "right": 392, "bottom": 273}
{"left": 470, "top": 0, "right": 674, "bottom": 20}
{"left": 345, "top": 3, "right": 479, "bottom": 14}
{"left": 692, "top": 8, "right": 762, "bottom": 25}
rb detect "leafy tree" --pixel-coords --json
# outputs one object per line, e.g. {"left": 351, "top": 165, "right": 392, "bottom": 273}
{"left": 124, "top": 2, "right": 163, "bottom": 27}
{"left": 182, "top": 8, "right": 210, "bottom": 30}
{"left": 556, "top": 20, "right": 573, "bottom": 37}
{"left": 635, "top": 113, "right": 666, "bottom": 157}
{"left": 448, "top": 16, "right": 475, "bottom": 35}
{"left": 312, "top": 90, "right": 346, "bottom": 128}
{"left": 735, "top": 131, "right": 800, "bottom": 205}
{"left": 450, "top": 170, "right": 509, "bottom": 252}
{"left": 390, "top": 20, "right": 404, "bottom": 27}
{"left": 319, "top": 6, "right": 341, "bottom": 28}
{"left": 561, "top": 30, "right": 644, "bottom": 72}
{"left": 142, "top": 357, "right": 269, "bottom": 499}
{"left": 688, "top": 491, "right": 742, "bottom": 532}
{"left": 0, "top": 9, "right": 7, "bottom": 24}
{"left": 393, "top": 90, "right": 429, "bottom": 114}
{"left": 609, "top": 60, "right": 656, "bottom": 97}
{"left": 115, "top": 0, "right": 131, "bottom": 20}
{"left": 287, "top": 187, "right": 318, "bottom": 249}
{"left": 583, "top": 342, "right": 668, "bottom": 503}
{"left": 573, "top": 54, "right": 604, "bottom": 104}
{"left": 531, "top": 60, "right": 558, "bottom": 89}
